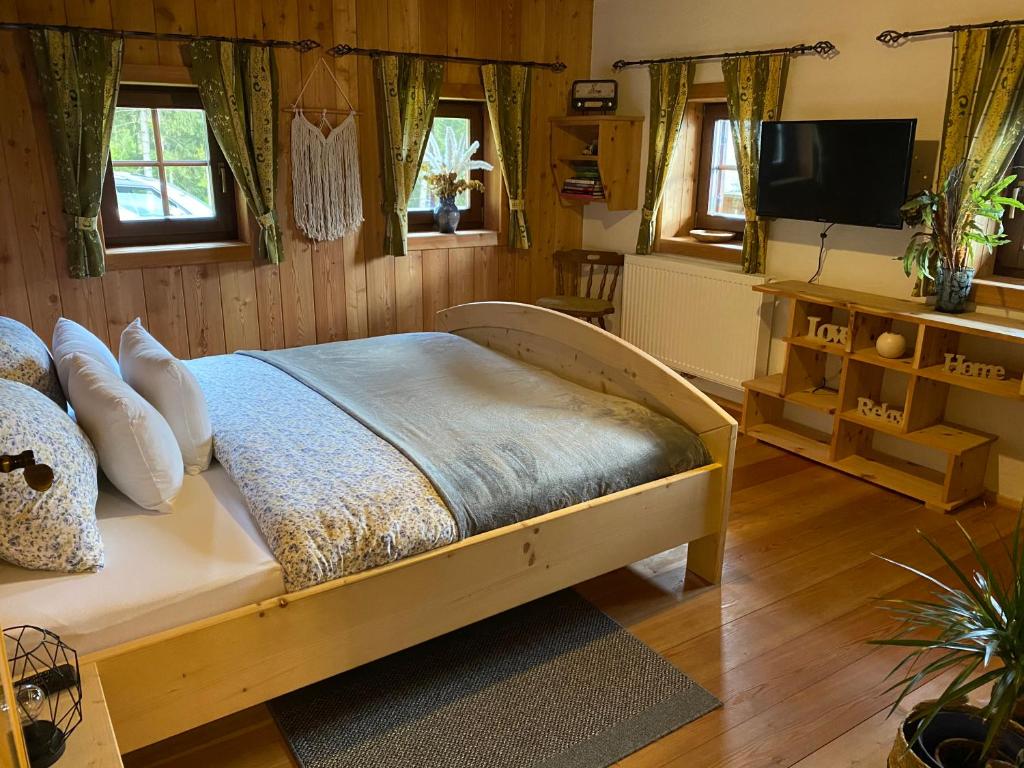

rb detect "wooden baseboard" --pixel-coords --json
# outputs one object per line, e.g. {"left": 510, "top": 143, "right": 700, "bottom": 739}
{"left": 982, "top": 490, "right": 1023, "bottom": 510}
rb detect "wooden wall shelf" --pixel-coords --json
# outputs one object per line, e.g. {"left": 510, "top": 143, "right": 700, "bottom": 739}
{"left": 549, "top": 115, "right": 643, "bottom": 211}
{"left": 742, "top": 280, "right": 1012, "bottom": 511}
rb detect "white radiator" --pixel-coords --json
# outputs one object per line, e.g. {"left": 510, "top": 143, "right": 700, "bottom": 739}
{"left": 621, "top": 253, "right": 773, "bottom": 390}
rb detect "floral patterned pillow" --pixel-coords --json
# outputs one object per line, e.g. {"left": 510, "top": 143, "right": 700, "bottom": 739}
{"left": 0, "top": 317, "right": 66, "bottom": 410}
{"left": 0, "top": 379, "right": 103, "bottom": 572}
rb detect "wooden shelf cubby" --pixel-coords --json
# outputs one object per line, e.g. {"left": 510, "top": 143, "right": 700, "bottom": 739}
{"left": 742, "top": 280, "right": 1009, "bottom": 511}
{"left": 549, "top": 115, "right": 643, "bottom": 211}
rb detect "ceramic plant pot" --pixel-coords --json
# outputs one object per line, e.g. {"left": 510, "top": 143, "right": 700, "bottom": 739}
{"left": 434, "top": 196, "right": 460, "bottom": 234}
{"left": 934, "top": 267, "right": 975, "bottom": 314}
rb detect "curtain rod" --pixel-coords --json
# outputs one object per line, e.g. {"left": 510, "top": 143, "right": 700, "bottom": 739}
{"left": 611, "top": 40, "right": 837, "bottom": 70}
{"left": 328, "top": 43, "right": 567, "bottom": 72}
{"left": 0, "top": 21, "right": 320, "bottom": 51}
{"left": 877, "top": 17, "right": 1024, "bottom": 46}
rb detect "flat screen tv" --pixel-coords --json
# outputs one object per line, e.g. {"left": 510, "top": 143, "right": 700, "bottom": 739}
{"left": 756, "top": 119, "right": 917, "bottom": 229}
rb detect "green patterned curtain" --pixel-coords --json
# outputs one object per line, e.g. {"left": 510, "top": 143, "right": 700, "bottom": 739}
{"left": 914, "top": 25, "right": 1024, "bottom": 295}
{"left": 30, "top": 30, "right": 123, "bottom": 279}
{"left": 636, "top": 61, "right": 694, "bottom": 255}
{"left": 723, "top": 54, "right": 789, "bottom": 274}
{"left": 187, "top": 40, "right": 283, "bottom": 263}
{"left": 373, "top": 54, "right": 444, "bottom": 257}
{"left": 482, "top": 63, "right": 532, "bottom": 250}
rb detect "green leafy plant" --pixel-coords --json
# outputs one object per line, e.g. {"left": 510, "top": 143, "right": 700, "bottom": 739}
{"left": 421, "top": 125, "right": 493, "bottom": 200}
{"left": 900, "top": 162, "right": 1023, "bottom": 281}
{"left": 872, "top": 513, "right": 1024, "bottom": 762}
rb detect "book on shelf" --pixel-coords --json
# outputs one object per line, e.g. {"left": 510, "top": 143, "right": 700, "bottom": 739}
{"left": 561, "top": 170, "right": 605, "bottom": 200}
{"left": 561, "top": 189, "right": 605, "bottom": 201}
{"left": 561, "top": 192, "right": 606, "bottom": 201}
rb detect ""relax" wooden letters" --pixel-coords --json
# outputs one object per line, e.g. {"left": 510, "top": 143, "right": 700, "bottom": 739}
{"left": 857, "top": 396, "right": 904, "bottom": 427}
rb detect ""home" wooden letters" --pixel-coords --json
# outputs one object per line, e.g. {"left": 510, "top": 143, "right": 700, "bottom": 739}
{"left": 942, "top": 353, "right": 1005, "bottom": 381}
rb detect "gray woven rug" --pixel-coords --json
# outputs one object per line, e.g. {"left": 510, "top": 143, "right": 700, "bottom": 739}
{"left": 269, "top": 590, "right": 719, "bottom": 768}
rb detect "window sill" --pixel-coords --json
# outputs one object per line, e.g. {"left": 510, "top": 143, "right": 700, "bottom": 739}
{"left": 407, "top": 230, "right": 499, "bottom": 250}
{"left": 105, "top": 241, "right": 252, "bottom": 271}
{"left": 655, "top": 235, "right": 742, "bottom": 265}
{"left": 972, "top": 276, "right": 1024, "bottom": 312}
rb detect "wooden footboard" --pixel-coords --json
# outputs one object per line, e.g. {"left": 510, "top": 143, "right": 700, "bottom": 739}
{"left": 84, "top": 301, "right": 737, "bottom": 755}
{"left": 439, "top": 301, "right": 737, "bottom": 583}
{"left": 89, "top": 463, "right": 725, "bottom": 752}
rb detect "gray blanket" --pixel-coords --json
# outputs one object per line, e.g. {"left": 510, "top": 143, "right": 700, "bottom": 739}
{"left": 243, "top": 333, "right": 709, "bottom": 538}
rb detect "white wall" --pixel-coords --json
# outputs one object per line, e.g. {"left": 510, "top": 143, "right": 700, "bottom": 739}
{"left": 586, "top": 0, "right": 1024, "bottom": 501}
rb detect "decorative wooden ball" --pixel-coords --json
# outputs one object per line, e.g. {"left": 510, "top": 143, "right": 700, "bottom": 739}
{"left": 875, "top": 332, "right": 907, "bottom": 359}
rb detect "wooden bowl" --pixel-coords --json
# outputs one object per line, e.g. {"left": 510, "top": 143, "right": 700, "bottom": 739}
{"left": 689, "top": 229, "right": 736, "bottom": 244}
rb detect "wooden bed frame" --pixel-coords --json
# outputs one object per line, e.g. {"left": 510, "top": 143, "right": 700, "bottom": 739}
{"left": 72, "top": 302, "right": 737, "bottom": 756}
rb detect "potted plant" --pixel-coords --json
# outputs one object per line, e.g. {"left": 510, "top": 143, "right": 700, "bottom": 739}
{"left": 900, "top": 163, "right": 1022, "bottom": 314}
{"left": 873, "top": 514, "right": 1024, "bottom": 767}
{"left": 421, "top": 125, "right": 493, "bottom": 234}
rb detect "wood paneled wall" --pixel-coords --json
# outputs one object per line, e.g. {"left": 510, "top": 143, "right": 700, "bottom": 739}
{"left": 0, "top": 0, "right": 593, "bottom": 358}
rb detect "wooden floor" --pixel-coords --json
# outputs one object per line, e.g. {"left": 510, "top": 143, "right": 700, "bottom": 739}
{"left": 123, "top": 428, "right": 1017, "bottom": 768}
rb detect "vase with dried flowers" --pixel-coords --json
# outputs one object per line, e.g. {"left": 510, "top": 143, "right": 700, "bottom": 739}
{"left": 421, "top": 125, "right": 493, "bottom": 234}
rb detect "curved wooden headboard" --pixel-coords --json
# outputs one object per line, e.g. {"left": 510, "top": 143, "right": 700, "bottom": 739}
{"left": 437, "top": 301, "right": 736, "bottom": 437}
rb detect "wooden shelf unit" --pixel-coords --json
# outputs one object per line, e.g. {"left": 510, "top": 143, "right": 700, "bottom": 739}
{"left": 549, "top": 115, "right": 643, "bottom": 211}
{"left": 742, "top": 280, "right": 1013, "bottom": 511}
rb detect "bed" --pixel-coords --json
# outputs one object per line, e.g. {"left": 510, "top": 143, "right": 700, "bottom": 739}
{"left": 0, "top": 302, "right": 736, "bottom": 755}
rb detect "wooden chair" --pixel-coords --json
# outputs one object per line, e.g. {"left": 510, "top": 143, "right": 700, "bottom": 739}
{"left": 536, "top": 249, "right": 624, "bottom": 330}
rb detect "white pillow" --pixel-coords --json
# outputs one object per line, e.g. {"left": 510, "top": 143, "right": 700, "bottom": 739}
{"left": 52, "top": 317, "right": 119, "bottom": 395}
{"left": 0, "top": 379, "right": 102, "bottom": 572}
{"left": 0, "top": 316, "right": 66, "bottom": 409}
{"left": 119, "top": 319, "right": 212, "bottom": 474}
{"left": 64, "top": 352, "right": 183, "bottom": 511}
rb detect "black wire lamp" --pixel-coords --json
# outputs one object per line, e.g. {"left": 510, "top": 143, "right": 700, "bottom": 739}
{"left": 3, "top": 626, "right": 82, "bottom": 768}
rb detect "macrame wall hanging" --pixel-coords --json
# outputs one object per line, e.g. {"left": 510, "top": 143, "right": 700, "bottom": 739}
{"left": 289, "top": 57, "right": 363, "bottom": 242}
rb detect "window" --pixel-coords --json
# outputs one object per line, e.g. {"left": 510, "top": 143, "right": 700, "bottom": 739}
{"left": 653, "top": 85, "right": 745, "bottom": 262}
{"left": 993, "top": 140, "right": 1024, "bottom": 278}
{"left": 694, "top": 102, "right": 744, "bottom": 233}
{"left": 408, "top": 100, "right": 486, "bottom": 232}
{"left": 101, "top": 85, "right": 238, "bottom": 247}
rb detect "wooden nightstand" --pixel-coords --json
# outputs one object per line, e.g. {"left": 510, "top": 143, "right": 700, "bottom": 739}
{"left": 60, "top": 663, "right": 123, "bottom": 768}
{"left": 1, "top": 628, "right": 122, "bottom": 768}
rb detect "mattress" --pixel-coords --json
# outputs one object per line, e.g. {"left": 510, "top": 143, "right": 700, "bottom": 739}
{"left": 0, "top": 464, "right": 284, "bottom": 655}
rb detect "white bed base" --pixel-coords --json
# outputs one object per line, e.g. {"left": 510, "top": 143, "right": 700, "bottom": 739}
{"left": 79, "top": 302, "right": 737, "bottom": 755}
